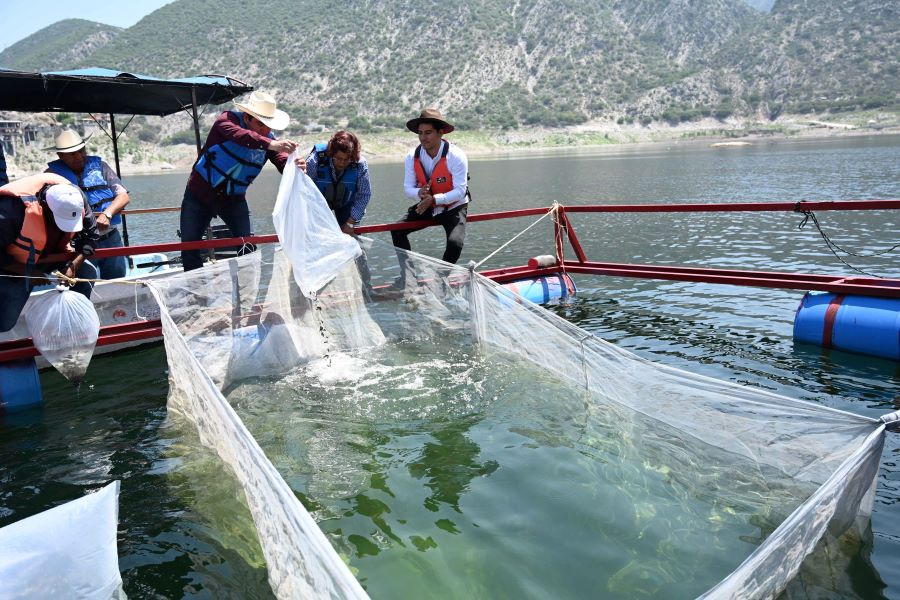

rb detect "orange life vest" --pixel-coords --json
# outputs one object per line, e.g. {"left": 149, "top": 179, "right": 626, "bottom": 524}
{"left": 413, "top": 142, "right": 454, "bottom": 195}
{"left": 1, "top": 174, "right": 75, "bottom": 265}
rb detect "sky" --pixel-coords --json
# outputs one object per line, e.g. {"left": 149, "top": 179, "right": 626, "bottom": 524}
{"left": 0, "top": 0, "right": 175, "bottom": 52}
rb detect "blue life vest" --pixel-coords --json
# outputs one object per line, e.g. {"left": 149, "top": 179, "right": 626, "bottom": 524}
{"left": 310, "top": 143, "right": 359, "bottom": 223}
{"left": 47, "top": 155, "right": 120, "bottom": 226}
{"left": 194, "top": 111, "right": 273, "bottom": 196}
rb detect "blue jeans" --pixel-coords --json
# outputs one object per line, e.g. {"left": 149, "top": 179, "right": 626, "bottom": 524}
{"left": 94, "top": 228, "right": 127, "bottom": 279}
{"left": 0, "top": 261, "right": 98, "bottom": 332}
{"left": 179, "top": 187, "right": 253, "bottom": 272}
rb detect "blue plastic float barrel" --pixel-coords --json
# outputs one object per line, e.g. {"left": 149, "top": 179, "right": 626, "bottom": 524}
{"left": 793, "top": 292, "right": 900, "bottom": 360}
{"left": 501, "top": 273, "right": 577, "bottom": 304}
{"left": 0, "top": 357, "right": 43, "bottom": 413}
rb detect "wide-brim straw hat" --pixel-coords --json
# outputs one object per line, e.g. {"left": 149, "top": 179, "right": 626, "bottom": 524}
{"left": 45, "top": 129, "right": 92, "bottom": 153}
{"left": 234, "top": 91, "right": 290, "bottom": 131}
{"left": 406, "top": 108, "right": 454, "bottom": 134}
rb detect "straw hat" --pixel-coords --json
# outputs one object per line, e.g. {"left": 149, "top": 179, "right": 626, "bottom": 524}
{"left": 234, "top": 91, "right": 290, "bottom": 130}
{"left": 45, "top": 129, "right": 92, "bottom": 153}
{"left": 406, "top": 108, "right": 454, "bottom": 134}
{"left": 45, "top": 184, "right": 85, "bottom": 232}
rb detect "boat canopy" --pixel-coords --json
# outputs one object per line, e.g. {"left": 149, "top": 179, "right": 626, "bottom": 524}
{"left": 0, "top": 67, "right": 252, "bottom": 115}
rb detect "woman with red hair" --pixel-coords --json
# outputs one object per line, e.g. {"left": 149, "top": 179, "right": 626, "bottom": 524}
{"left": 305, "top": 130, "right": 372, "bottom": 234}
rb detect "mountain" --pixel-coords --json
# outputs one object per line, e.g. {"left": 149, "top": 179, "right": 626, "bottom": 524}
{"left": 1, "top": 0, "right": 896, "bottom": 129}
{"left": 0, "top": 19, "right": 121, "bottom": 71}
{"left": 712, "top": 0, "right": 899, "bottom": 118}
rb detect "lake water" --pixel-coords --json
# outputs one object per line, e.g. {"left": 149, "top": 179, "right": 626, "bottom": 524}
{"left": 1, "top": 134, "right": 898, "bottom": 598}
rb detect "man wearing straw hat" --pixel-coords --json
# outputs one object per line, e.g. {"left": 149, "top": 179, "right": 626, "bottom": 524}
{"left": 0, "top": 174, "right": 100, "bottom": 331}
{"left": 180, "top": 91, "right": 300, "bottom": 272}
{"left": 391, "top": 108, "right": 469, "bottom": 265}
{"left": 45, "top": 129, "right": 130, "bottom": 279}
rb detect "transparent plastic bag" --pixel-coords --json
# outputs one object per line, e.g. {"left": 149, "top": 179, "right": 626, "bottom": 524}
{"left": 24, "top": 285, "right": 100, "bottom": 382}
{"left": 273, "top": 150, "right": 361, "bottom": 298}
{"left": 0, "top": 481, "right": 122, "bottom": 600}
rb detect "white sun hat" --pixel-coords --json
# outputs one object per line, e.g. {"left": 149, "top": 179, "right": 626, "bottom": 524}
{"left": 44, "top": 184, "right": 85, "bottom": 232}
{"left": 46, "top": 129, "right": 92, "bottom": 153}
{"left": 234, "top": 91, "right": 290, "bottom": 131}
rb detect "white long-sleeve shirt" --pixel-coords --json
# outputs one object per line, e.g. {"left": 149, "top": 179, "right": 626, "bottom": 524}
{"left": 403, "top": 140, "right": 468, "bottom": 216}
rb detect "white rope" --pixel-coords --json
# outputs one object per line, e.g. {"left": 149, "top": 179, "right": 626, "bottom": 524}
{"left": 472, "top": 203, "right": 559, "bottom": 270}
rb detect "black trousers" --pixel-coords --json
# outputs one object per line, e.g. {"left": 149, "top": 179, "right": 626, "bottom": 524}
{"left": 391, "top": 203, "right": 467, "bottom": 264}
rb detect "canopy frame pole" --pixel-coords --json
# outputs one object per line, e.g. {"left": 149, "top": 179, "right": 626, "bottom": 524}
{"left": 108, "top": 113, "right": 133, "bottom": 269}
{"left": 191, "top": 86, "right": 215, "bottom": 264}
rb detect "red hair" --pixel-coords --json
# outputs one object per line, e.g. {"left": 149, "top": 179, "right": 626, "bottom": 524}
{"left": 326, "top": 130, "right": 361, "bottom": 162}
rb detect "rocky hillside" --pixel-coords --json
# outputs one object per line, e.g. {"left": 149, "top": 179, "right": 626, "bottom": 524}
{"left": 713, "top": 0, "right": 900, "bottom": 118}
{"left": 0, "top": 0, "right": 896, "bottom": 130}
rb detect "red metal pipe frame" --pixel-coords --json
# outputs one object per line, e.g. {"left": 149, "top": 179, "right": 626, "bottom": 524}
{"left": 0, "top": 320, "right": 164, "bottom": 362}
{"left": 564, "top": 199, "right": 900, "bottom": 213}
{"left": 71, "top": 198, "right": 898, "bottom": 259}
{"left": 7, "top": 198, "right": 900, "bottom": 361}
{"left": 563, "top": 261, "right": 900, "bottom": 298}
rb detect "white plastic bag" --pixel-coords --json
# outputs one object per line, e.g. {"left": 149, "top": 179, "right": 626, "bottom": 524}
{"left": 24, "top": 286, "right": 100, "bottom": 382}
{"left": 273, "top": 150, "right": 362, "bottom": 297}
{"left": 0, "top": 481, "right": 122, "bottom": 600}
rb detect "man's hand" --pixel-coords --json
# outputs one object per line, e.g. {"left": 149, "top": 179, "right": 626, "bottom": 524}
{"left": 96, "top": 211, "right": 112, "bottom": 232}
{"left": 340, "top": 222, "right": 356, "bottom": 235}
{"left": 270, "top": 139, "right": 298, "bottom": 154}
{"left": 52, "top": 263, "right": 78, "bottom": 287}
{"left": 415, "top": 184, "right": 435, "bottom": 214}
{"left": 415, "top": 195, "right": 435, "bottom": 215}
{"left": 293, "top": 155, "right": 307, "bottom": 172}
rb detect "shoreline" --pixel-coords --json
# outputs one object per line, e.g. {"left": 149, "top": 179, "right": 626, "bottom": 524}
{"left": 123, "top": 126, "right": 900, "bottom": 176}
{"left": 6, "top": 118, "right": 899, "bottom": 178}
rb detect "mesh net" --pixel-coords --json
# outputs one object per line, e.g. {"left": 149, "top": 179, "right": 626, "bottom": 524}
{"left": 145, "top": 177, "right": 893, "bottom": 599}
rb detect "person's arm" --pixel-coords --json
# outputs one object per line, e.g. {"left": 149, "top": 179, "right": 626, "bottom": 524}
{"left": 95, "top": 162, "right": 130, "bottom": 231}
{"left": 433, "top": 148, "right": 468, "bottom": 207}
{"left": 348, "top": 160, "right": 371, "bottom": 227}
{"left": 268, "top": 143, "right": 290, "bottom": 173}
{"left": 71, "top": 197, "right": 100, "bottom": 255}
{"left": 53, "top": 199, "right": 100, "bottom": 284}
{"left": 303, "top": 149, "right": 319, "bottom": 182}
{"left": 0, "top": 201, "right": 19, "bottom": 272}
{"left": 403, "top": 152, "right": 420, "bottom": 200}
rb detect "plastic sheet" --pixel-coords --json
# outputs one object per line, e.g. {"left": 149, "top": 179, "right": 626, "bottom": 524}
{"left": 0, "top": 481, "right": 122, "bottom": 599}
{"left": 273, "top": 151, "right": 361, "bottom": 298}
{"left": 23, "top": 286, "right": 100, "bottom": 382}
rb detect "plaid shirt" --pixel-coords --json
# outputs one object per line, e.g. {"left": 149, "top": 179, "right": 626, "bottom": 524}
{"left": 305, "top": 150, "right": 372, "bottom": 224}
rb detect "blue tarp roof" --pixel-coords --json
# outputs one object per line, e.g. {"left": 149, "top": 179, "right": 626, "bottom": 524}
{"left": 0, "top": 68, "right": 253, "bottom": 116}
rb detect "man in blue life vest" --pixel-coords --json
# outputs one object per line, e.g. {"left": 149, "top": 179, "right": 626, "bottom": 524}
{"left": 180, "top": 91, "right": 301, "bottom": 272}
{"left": 391, "top": 108, "right": 469, "bottom": 265}
{"left": 45, "top": 130, "right": 130, "bottom": 279}
{"left": 0, "top": 174, "right": 101, "bottom": 331}
{"left": 305, "top": 130, "right": 372, "bottom": 234}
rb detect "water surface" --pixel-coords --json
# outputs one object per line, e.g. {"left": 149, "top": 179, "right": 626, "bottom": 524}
{"left": 2, "top": 134, "right": 898, "bottom": 598}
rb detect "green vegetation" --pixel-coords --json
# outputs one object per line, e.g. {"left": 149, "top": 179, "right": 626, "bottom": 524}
{"left": 0, "top": 0, "right": 896, "bottom": 132}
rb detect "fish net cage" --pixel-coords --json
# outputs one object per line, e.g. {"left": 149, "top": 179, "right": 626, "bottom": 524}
{"left": 140, "top": 169, "right": 896, "bottom": 599}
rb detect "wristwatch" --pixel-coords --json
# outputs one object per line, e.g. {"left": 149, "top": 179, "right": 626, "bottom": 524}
{"left": 102, "top": 211, "right": 113, "bottom": 220}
